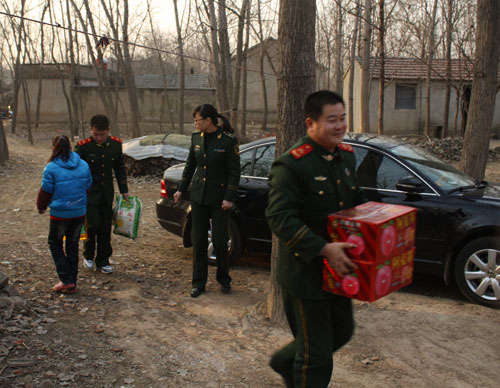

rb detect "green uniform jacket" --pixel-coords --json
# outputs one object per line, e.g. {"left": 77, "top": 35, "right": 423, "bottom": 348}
{"left": 74, "top": 136, "right": 128, "bottom": 206}
{"left": 265, "top": 136, "right": 367, "bottom": 299}
{"left": 178, "top": 127, "right": 240, "bottom": 207}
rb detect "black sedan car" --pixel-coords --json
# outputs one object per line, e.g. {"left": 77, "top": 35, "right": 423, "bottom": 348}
{"left": 156, "top": 134, "right": 500, "bottom": 308}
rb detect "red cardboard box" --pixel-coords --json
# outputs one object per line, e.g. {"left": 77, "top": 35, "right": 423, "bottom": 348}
{"left": 322, "top": 248, "right": 415, "bottom": 302}
{"left": 323, "top": 201, "right": 417, "bottom": 301}
{"left": 327, "top": 202, "right": 417, "bottom": 261}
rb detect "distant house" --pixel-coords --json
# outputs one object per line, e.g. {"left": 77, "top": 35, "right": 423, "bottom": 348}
{"left": 16, "top": 63, "right": 216, "bottom": 125}
{"left": 344, "top": 57, "right": 500, "bottom": 135}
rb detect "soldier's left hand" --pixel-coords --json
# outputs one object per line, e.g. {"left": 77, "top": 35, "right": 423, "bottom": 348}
{"left": 222, "top": 200, "right": 233, "bottom": 211}
{"left": 123, "top": 193, "right": 130, "bottom": 201}
{"left": 321, "top": 242, "right": 358, "bottom": 276}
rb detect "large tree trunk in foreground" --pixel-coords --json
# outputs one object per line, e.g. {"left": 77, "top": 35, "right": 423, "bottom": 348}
{"left": 459, "top": 0, "right": 500, "bottom": 181}
{"left": 268, "top": 0, "right": 317, "bottom": 323}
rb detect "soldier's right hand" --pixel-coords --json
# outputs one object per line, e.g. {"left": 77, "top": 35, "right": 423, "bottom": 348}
{"left": 173, "top": 191, "right": 182, "bottom": 203}
{"left": 321, "top": 242, "right": 358, "bottom": 276}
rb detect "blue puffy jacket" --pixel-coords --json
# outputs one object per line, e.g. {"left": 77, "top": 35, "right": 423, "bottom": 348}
{"left": 41, "top": 152, "right": 92, "bottom": 219}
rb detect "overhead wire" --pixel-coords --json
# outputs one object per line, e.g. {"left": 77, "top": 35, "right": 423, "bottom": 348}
{"left": 0, "top": 10, "right": 277, "bottom": 77}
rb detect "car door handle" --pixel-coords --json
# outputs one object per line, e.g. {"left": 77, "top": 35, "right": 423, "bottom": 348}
{"left": 238, "top": 192, "right": 247, "bottom": 198}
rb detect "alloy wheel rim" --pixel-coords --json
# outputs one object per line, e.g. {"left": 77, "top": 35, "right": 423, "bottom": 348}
{"left": 207, "top": 229, "right": 232, "bottom": 260}
{"left": 464, "top": 248, "right": 500, "bottom": 301}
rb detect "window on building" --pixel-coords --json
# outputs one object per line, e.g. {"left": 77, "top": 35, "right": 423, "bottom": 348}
{"left": 395, "top": 84, "right": 417, "bottom": 110}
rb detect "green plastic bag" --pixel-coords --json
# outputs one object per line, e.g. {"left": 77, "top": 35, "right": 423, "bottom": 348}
{"left": 113, "top": 195, "right": 142, "bottom": 240}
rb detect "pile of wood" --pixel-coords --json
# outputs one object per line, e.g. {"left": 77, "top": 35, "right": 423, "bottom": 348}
{"left": 402, "top": 137, "right": 499, "bottom": 162}
{"left": 124, "top": 155, "right": 183, "bottom": 178}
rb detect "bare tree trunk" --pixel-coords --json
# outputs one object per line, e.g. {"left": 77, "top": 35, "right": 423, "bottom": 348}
{"left": 443, "top": 0, "right": 453, "bottom": 138}
{"left": 48, "top": 1, "right": 75, "bottom": 140}
{"left": 173, "top": 0, "right": 185, "bottom": 134}
{"left": 268, "top": 0, "right": 316, "bottom": 323}
{"left": 239, "top": 0, "right": 251, "bottom": 140}
{"left": 424, "top": 0, "right": 438, "bottom": 138}
{"left": 121, "top": 0, "right": 141, "bottom": 137}
{"left": 335, "top": 1, "right": 343, "bottom": 94}
{"left": 100, "top": 0, "right": 141, "bottom": 138}
{"left": 10, "top": 0, "right": 26, "bottom": 135}
{"left": 66, "top": 0, "right": 80, "bottom": 139}
{"left": 217, "top": 0, "right": 232, "bottom": 112}
{"left": 34, "top": 3, "right": 48, "bottom": 130}
{"left": 71, "top": 0, "right": 119, "bottom": 137}
{"left": 230, "top": 0, "right": 249, "bottom": 133}
{"left": 21, "top": 78, "right": 32, "bottom": 144}
{"left": 377, "top": 0, "right": 384, "bottom": 135}
{"left": 453, "top": 85, "right": 460, "bottom": 137}
{"left": 360, "top": 0, "right": 372, "bottom": 133}
{"left": 257, "top": 0, "right": 268, "bottom": 132}
{"left": 207, "top": 0, "right": 225, "bottom": 111}
{"left": 459, "top": 0, "right": 500, "bottom": 181}
{"left": 146, "top": 0, "right": 176, "bottom": 132}
{"left": 348, "top": 0, "right": 361, "bottom": 133}
{"left": 0, "top": 116, "right": 8, "bottom": 165}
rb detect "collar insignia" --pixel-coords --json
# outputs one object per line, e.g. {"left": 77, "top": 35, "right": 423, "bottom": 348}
{"left": 322, "top": 154, "right": 334, "bottom": 161}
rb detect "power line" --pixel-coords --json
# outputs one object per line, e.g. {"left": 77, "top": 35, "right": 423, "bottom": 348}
{"left": 0, "top": 10, "right": 277, "bottom": 77}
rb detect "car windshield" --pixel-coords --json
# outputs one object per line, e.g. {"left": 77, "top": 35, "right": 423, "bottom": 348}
{"left": 386, "top": 143, "right": 476, "bottom": 191}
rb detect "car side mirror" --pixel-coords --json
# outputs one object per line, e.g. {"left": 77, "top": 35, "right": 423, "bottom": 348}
{"left": 396, "top": 177, "right": 425, "bottom": 194}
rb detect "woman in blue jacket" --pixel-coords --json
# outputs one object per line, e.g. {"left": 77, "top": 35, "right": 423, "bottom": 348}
{"left": 37, "top": 135, "right": 92, "bottom": 293}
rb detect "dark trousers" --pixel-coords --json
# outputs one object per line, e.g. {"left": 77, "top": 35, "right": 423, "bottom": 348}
{"left": 48, "top": 217, "right": 84, "bottom": 285}
{"left": 191, "top": 202, "right": 231, "bottom": 288}
{"left": 270, "top": 290, "right": 354, "bottom": 388}
{"left": 84, "top": 198, "right": 113, "bottom": 267}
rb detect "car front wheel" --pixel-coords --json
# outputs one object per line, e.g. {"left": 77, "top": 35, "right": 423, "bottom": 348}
{"left": 207, "top": 217, "right": 243, "bottom": 267}
{"left": 454, "top": 236, "right": 500, "bottom": 308}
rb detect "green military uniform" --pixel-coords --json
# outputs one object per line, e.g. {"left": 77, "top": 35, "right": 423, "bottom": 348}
{"left": 178, "top": 127, "right": 240, "bottom": 288}
{"left": 74, "top": 135, "right": 128, "bottom": 268}
{"left": 265, "top": 136, "right": 367, "bottom": 388}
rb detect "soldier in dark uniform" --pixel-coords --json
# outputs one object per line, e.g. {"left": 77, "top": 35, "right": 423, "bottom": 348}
{"left": 74, "top": 114, "right": 129, "bottom": 274}
{"left": 265, "top": 91, "right": 367, "bottom": 388}
{"left": 173, "top": 104, "right": 240, "bottom": 298}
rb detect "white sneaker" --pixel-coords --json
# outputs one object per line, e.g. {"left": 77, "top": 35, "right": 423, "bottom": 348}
{"left": 83, "top": 258, "right": 94, "bottom": 270}
{"left": 99, "top": 265, "right": 113, "bottom": 274}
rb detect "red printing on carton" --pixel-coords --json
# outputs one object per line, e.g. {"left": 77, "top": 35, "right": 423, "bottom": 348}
{"left": 323, "top": 201, "right": 417, "bottom": 302}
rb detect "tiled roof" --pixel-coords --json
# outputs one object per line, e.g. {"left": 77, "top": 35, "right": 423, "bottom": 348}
{"left": 134, "top": 74, "right": 212, "bottom": 89}
{"left": 358, "top": 57, "right": 500, "bottom": 82}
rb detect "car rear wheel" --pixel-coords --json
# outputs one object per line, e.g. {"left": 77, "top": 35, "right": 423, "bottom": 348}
{"left": 207, "top": 217, "right": 243, "bottom": 267}
{"left": 454, "top": 237, "right": 500, "bottom": 308}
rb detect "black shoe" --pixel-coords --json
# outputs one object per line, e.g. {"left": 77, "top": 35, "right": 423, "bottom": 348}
{"left": 269, "top": 359, "right": 294, "bottom": 388}
{"left": 190, "top": 286, "right": 205, "bottom": 298}
{"left": 221, "top": 283, "right": 231, "bottom": 294}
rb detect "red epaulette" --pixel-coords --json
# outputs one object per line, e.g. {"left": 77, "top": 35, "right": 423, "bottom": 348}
{"left": 290, "top": 143, "right": 313, "bottom": 160}
{"left": 338, "top": 143, "right": 354, "bottom": 153}
{"left": 110, "top": 136, "right": 122, "bottom": 143}
{"left": 77, "top": 137, "right": 92, "bottom": 146}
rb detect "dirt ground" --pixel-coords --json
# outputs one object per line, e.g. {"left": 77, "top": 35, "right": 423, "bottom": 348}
{"left": 0, "top": 127, "right": 499, "bottom": 388}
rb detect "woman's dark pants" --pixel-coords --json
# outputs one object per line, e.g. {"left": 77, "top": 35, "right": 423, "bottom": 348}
{"left": 48, "top": 217, "right": 84, "bottom": 285}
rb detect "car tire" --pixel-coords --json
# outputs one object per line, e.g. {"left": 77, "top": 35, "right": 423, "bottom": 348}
{"left": 207, "top": 217, "right": 243, "bottom": 267}
{"left": 454, "top": 236, "right": 500, "bottom": 308}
